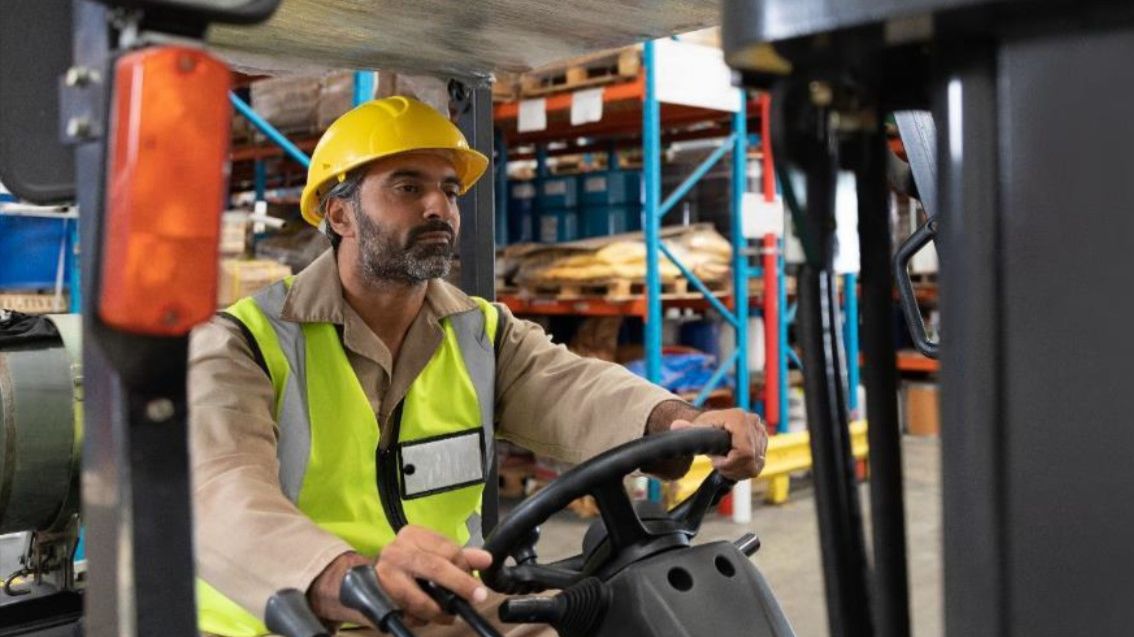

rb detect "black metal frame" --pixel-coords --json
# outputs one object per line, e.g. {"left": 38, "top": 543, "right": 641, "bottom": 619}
{"left": 453, "top": 80, "right": 498, "bottom": 301}
{"left": 70, "top": 2, "right": 198, "bottom": 634}
{"left": 725, "top": 1, "right": 1134, "bottom": 635}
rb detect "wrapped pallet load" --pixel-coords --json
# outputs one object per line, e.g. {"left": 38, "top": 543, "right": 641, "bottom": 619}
{"left": 507, "top": 223, "right": 731, "bottom": 296}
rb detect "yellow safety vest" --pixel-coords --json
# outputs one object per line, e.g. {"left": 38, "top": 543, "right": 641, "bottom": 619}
{"left": 196, "top": 278, "right": 499, "bottom": 636}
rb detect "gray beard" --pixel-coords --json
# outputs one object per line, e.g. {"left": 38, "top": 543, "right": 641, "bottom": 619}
{"left": 355, "top": 210, "right": 453, "bottom": 284}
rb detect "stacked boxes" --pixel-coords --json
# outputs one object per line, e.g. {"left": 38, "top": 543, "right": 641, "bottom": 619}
{"left": 579, "top": 169, "right": 641, "bottom": 238}
{"left": 506, "top": 181, "right": 538, "bottom": 244}
{"left": 505, "top": 169, "right": 643, "bottom": 243}
{"left": 537, "top": 176, "right": 580, "bottom": 242}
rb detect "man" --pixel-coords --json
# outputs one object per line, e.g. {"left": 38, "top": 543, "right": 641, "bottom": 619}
{"left": 189, "top": 96, "right": 767, "bottom": 636}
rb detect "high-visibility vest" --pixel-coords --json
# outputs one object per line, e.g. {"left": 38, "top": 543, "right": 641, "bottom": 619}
{"left": 196, "top": 279, "right": 499, "bottom": 636}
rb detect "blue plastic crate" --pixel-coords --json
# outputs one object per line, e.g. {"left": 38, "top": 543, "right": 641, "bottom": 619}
{"left": 506, "top": 181, "right": 539, "bottom": 243}
{"left": 580, "top": 170, "right": 641, "bottom": 207}
{"left": 508, "top": 180, "right": 537, "bottom": 205}
{"left": 538, "top": 208, "right": 580, "bottom": 243}
{"left": 539, "top": 176, "right": 578, "bottom": 209}
{"left": 581, "top": 205, "right": 642, "bottom": 238}
{"left": 0, "top": 215, "right": 72, "bottom": 290}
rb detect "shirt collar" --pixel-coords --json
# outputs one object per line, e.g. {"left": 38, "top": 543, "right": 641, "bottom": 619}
{"left": 280, "top": 248, "right": 478, "bottom": 326}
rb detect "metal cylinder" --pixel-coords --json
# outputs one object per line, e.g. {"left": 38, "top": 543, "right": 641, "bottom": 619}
{"left": 0, "top": 314, "right": 81, "bottom": 534}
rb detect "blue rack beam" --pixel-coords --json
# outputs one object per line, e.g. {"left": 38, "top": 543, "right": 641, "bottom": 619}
{"left": 353, "top": 71, "right": 374, "bottom": 106}
{"left": 843, "top": 272, "right": 860, "bottom": 416}
{"left": 643, "top": 40, "right": 664, "bottom": 386}
{"left": 659, "top": 137, "right": 735, "bottom": 219}
{"left": 693, "top": 349, "right": 742, "bottom": 408}
{"left": 643, "top": 39, "right": 753, "bottom": 414}
{"left": 779, "top": 247, "right": 791, "bottom": 432}
{"left": 230, "top": 92, "right": 311, "bottom": 169}
{"left": 731, "top": 91, "right": 750, "bottom": 412}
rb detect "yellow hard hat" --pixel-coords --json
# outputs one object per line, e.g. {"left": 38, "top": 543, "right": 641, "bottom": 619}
{"left": 299, "top": 96, "right": 489, "bottom": 226}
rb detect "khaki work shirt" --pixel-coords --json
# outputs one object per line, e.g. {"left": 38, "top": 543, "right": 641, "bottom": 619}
{"left": 189, "top": 249, "right": 676, "bottom": 619}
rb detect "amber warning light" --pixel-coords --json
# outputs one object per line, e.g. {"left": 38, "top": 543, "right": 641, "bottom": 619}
{"left": 99, "top": 46, "right": 231, "bottom": 336}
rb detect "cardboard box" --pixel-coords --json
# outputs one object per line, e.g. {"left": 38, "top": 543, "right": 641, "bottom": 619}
{"left": 903, "top": 381, "right": 940, "bottom": 436}
{"left": 250, "top": 75, "right": 322, "bottom": 133}
{"left": 219, "top": 212, "right": 249, "bottom": 257}
{"left": 218, "top": 259, "right": 291, "bottom": 307}
{"left": 316, "top": 71, "right": 356, "bottom": 130}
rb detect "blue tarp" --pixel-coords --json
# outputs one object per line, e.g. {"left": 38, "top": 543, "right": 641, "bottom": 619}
{"left": 625, "top": 351, "right": 733, "bottom": 394}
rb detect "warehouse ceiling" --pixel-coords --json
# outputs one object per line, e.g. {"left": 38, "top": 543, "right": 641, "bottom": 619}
{"left": 207, "top": 0, "right": 719, "bottom": 80}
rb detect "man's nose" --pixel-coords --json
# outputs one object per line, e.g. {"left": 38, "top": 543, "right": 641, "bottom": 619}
{"left": 422, "top": 187, "right": 453, "bottom": 221}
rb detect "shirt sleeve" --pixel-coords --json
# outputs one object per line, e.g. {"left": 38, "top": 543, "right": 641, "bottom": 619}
{"left": 189, "top": 317, "right": 354, "bottom": 619}
{"left": 492, "top": 304, "right": 678, "bottom": 464}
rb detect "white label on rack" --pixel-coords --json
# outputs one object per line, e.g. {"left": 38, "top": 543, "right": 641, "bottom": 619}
{"left": 518, "top": 98, "right": 547, "bottom": 133}
{"left": 584, "top": 176, "right": 608, "bottom": 193}
{"left": 543, "top": 180, "right": 568, "bottom": 196}
{"left": 834, "top": 171, "right": 860, "bottom": 274}
{"left": 742, "top": 192, "right": 784, "bottom": 239}
{"left": 512, "top": 183, "right": 536, "bottom": 199}
{"left": 570, "top": 88, "right": 604, "bottom": 126}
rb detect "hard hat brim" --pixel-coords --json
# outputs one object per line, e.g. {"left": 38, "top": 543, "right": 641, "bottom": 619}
{"left": 300, "top": 146, "right": 489, "bottom": 227}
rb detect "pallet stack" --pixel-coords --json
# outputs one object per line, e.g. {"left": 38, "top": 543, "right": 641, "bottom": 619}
{"left": 493, "top": 45, "right": 641, "bottom": 102}
{"left": 500, "top": 223, "right": 732, "bottom": 301}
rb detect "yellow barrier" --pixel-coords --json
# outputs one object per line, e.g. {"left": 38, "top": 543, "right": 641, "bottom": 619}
{"left": 668, "top": 420, "right": 869, "bottom": 506}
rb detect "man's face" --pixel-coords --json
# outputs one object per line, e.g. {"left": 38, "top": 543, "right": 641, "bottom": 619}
{"left": 350, "top": 152, "right": 462, "bottom": 284}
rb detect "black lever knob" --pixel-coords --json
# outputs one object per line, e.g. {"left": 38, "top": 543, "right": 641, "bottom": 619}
{"left": 499, "top": 596, "right": 565, "bottom": 624}
{"left": 340, "top": 565, "right": 414, "bottom": 636}
{"left": 734, "top": 532, "right": 762, "bottom": 556}
{"left": 501, "top": 578, "right": 609, "bottom": 635}
{"left": 417, "top": 579, "right": 504, "bottom": 637}
{"left": 263, "top": 588, "right": 330, "bottom": 637}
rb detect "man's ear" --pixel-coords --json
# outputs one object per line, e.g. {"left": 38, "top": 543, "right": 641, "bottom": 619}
{"left": 325, "top": 197, "right": 357, "bottom": 240}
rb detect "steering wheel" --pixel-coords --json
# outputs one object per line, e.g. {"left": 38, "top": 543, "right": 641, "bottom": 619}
{"left": 481, "top": 428, "right": 736, "bottom": 595}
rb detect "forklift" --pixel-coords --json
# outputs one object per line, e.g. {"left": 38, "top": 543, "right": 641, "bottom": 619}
{"left": 3, "top": 0, "right": 1134, "bottom": 635}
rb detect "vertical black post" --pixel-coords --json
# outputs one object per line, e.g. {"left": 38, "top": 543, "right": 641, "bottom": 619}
{"left": 452, "top": 80, "right": 499, "bottom": 533}
{"left": 454, "top": 82, "right": 496, "bottom": 300}
{"left": 855, "top": 129, "right": 911, "bottom": 637}
{"left": 786, "top": 79, "right": 874, "bottom": 637}
{"left": 935, "top": 43, "right": 1004, "bottom": 637}
{"left": 74, "top": 1, "right": 198, "bottom": 633}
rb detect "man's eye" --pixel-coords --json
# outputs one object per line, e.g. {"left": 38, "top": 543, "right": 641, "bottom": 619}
{"left": 397, "top": 183, "right": 420, "bottom": 194}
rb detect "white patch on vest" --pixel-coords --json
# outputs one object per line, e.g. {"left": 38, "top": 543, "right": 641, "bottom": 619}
{"left": 399, "top": 430, "right": 486, "bottom": 499}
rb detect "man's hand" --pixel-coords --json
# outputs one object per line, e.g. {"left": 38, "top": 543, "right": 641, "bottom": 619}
{"left": 671, "top": 408, "right": 768, "bottom": 481}
{"left": 374, "top": 526, "right": 491, "bottom": 626}
{"left": 306, "top": 526, "right": 491, "bottom": 627}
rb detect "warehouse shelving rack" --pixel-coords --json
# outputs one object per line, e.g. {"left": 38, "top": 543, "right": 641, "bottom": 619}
{"left": 493, "top": 40, "right": 795, "bottom": 440}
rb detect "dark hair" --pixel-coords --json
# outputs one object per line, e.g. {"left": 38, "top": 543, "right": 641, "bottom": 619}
{"left": 317, "top": 168, "right": 366, "bottom": 250}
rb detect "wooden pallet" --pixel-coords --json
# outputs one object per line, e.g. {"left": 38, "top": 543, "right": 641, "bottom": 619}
{"left": 519, "top": 47, "right": 640, "bottom": 97}
{"left": 521, "top": 276, "right": 733, "bottom": 300}
{"left": 0, "top": 292, "right": 68, "bottom": 314}
{"left": 521, "top": 278, "right": 680, "bottom": 299}
{"left": 492, "top": 72, "right": 520, "bottom": 103}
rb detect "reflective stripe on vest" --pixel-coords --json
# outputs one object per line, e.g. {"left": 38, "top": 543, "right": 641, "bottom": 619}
{"left": 197, "top": 279, "right": 498, "bottom": 636}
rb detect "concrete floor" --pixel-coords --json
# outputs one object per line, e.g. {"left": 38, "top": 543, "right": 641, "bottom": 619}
{"left": 529, "top": 436, "right": 943, "bottom": 637}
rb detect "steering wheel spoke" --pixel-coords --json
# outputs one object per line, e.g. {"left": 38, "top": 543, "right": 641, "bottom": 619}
{"left": 510, "top": 563, "right": 584, "bottom": 591}
{"left": 669, "top": 470, "right": 736, "bottom": 535}
{"left": 591, "top": 481, "right": 650, "bottom": 551}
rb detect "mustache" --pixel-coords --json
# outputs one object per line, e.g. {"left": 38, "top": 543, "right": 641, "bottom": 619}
{"left": 406, "top": 220, "right": 455, "bottom": 245}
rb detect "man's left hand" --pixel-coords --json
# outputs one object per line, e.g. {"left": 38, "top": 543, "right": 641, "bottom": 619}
{"left": 671, "top": 408, "right": 768, "bottom": 481}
